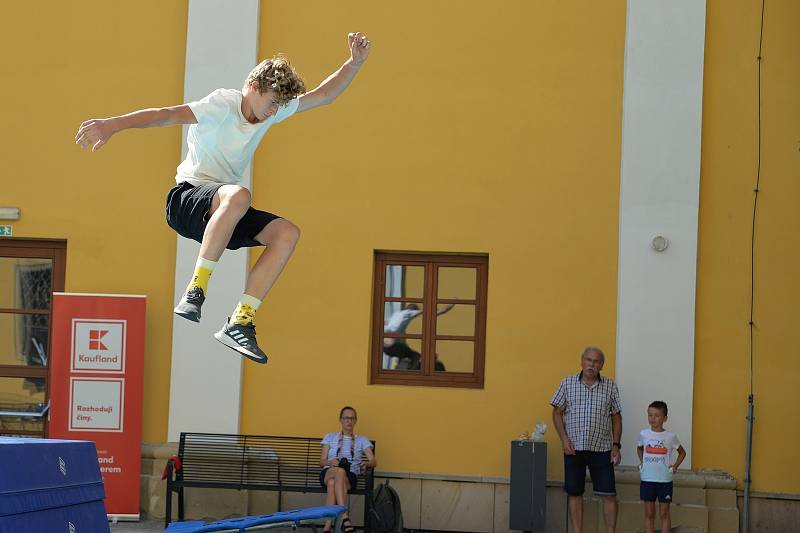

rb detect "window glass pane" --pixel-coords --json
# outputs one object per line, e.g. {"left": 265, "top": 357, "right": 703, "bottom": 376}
{"left": 384, "top": 265, "right": 424, "bottom": 299}
{"left": 0, "top": 376, "right": 46, "bottom": 436}
{"left": 435, "top": 304, "right": 475, "bottom": 337}
{"left": 382, "top": 338, "right": 422, "bottom": 371}
{"left": 383, "top": 302, "right": 422, "bottom": 336}
{"left": 0, "top": 258, "right": 53, "bottom": 310}
{"left": 435, "top": 340, "right": 474, "bottom": 373}
{"left": 0, "top": 313, "right": 49, "bottom": 368}
{"left": 437, "top": 267, "right": 476, "bottom": 300}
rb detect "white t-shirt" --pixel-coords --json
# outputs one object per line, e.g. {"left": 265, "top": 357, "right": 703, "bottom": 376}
{"left": 321, "top": 432, "right": 373, "bottom": 474}
{"left": 175, "top": 88, "right": 299, "bottom": 186}
{"left": 384, "top": 309, "right": 422, "bottom": 334}
{"left": 638, "top": 428, "right": 681, "bottom": 482}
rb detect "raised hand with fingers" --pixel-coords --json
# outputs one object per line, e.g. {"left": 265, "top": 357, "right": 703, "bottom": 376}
{"left": 348, "top": 32, "right": 371, "bottom": 66}
{"left": 75, "top": 118, "right": 116, "bottom": 152}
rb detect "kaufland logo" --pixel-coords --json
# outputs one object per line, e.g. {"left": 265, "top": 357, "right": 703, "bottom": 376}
{"left": 89, "top": 329, "right": 108, "bottom": 350}
{"left": 71, "top": 319, "right": 126, "bottom": 373}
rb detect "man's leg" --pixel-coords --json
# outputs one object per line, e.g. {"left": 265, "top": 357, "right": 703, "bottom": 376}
{"left": 563, "top": 452, "right": 586, "bottom": 533}
{"left": 601, "top": 495, "right": 617, "bottom": 533}
{"left": 568, "top": 495, "right": 583, "bottom": 533}
{"left": 175, "top": 185, "right": 252, "bottom": 321}
{"left": 587, "top": 451, "right": 617, "bottom": 533}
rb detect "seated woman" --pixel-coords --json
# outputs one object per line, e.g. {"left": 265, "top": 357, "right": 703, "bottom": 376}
{"left": 319, "top": 406, "right": 376, "bottom": 533}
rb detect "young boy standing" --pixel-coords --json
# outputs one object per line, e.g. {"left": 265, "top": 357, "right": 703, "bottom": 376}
{"left": 637, "top": 401, "right": 687, "bottom": 533}
{"left": 75, "top": 33, "right": 371, "bottom": 364}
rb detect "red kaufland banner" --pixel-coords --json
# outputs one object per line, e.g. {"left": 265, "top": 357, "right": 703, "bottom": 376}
{"left": 49, "top": 293, "right": 146, "bottom": 519}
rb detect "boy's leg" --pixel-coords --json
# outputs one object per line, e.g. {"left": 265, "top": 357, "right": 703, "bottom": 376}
{"left": 200, "top": 185, "right": 254, "bottom": 258}
{"left": 643, "top": 501, "right": 655, "bottom": 533}
{"left": 175, "top": 185, "right": 252, "bottom": 321}
{"left": 214, "top": 218, "right": 300, "bottom": 363}
{"left": 658, "top": 501, "right": 670, "bottom": 533}
{"left": 245, "top": 218, "right": 301, "bottom": 299}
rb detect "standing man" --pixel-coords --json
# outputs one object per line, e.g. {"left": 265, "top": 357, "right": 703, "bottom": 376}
{"left": 551, "top": 347, "right": 622, "bottom": 533}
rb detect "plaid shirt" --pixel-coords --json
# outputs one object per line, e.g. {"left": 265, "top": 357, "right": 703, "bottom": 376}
{"left": 550, "top": 372, "right": 621, "bottom": 452}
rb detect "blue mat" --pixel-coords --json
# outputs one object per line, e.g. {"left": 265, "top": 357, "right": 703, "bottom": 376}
{"left": 0, "top": 437, "right": 108, "bottom": 533}
{"left": 163, "top": 505, "right": 347, "bottom": 532}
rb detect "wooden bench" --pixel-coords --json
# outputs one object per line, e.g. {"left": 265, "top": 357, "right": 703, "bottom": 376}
{"left": 164, "top": 432, "right": 375, "bottom": 530}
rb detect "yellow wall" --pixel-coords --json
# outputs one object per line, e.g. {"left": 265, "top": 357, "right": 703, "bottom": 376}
{"left": 1, "top": 0, "right": 796, "bottom": 496}
{"left": 245, "top": 1, "right": 625, "bottom": 483}
{"left": 694, "top": 0, "right": 800, "bottom": 494}
{"left": 1, "top": 1, "right": 188, "bottom": 442}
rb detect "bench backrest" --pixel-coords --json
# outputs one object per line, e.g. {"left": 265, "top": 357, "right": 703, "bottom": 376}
{"left": 177, "top": 432, "right": 373, "bottom": 492}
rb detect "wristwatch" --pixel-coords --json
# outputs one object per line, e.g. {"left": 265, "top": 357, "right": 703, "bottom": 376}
{"left": 612, "top": 442, "right": 621, "bottom": 448}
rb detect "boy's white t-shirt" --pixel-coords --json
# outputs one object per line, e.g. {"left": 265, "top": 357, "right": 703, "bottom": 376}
{"left": 176, "top": 88, "right": 299, "bottom": 186}
{"left": 638, "top": 428, "right": 681, "bottom": 482}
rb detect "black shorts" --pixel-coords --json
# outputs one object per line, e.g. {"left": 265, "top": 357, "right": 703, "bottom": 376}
{"left": 640, "top": 481, "right": 673, "bottom": 502}
{"left": 165, "top": 181, "right": 282, "bottom": 250}
{"left": 319, "top": 467, "right": 357, "bottom": 489}
{"left": 563, "top": 450, "right": 616, "bottom": 496}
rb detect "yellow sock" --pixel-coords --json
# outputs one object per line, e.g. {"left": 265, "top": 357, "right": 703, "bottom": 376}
{"left": 230, "top": 295, "right": 262, "bottom": 326}
{"left": 186, "top": 258, "right": 216, "bottom": 294}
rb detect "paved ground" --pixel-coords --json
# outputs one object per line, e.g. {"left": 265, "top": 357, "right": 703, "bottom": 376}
{"left": 110, "top": 520, "right": 166, "bottom": 533}
{"left": 109, "top": 521, "right": 300, "bottom": 533}
{"left": 109, "top": 520, "right": 163, "bottom": 532}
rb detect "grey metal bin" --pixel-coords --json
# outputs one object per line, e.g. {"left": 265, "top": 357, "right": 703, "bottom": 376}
{"left": 509, "top": 440, "right": 547, "bottom": 532}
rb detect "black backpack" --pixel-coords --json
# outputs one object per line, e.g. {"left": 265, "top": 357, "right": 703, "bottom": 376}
{"left": 368, "top": 480, "right": 403, "bottom": 533}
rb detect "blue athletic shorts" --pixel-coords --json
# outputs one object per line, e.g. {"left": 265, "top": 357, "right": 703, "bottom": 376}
{"left": 563, "top": 450, "right": 616, "bottom": 496}
{"left": 640, "top": 480, "right": 673, "bottom": 502}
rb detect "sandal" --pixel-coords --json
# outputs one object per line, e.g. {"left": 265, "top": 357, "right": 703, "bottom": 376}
{"left": 341, "top": 517, "right": 355, "bottom": 533}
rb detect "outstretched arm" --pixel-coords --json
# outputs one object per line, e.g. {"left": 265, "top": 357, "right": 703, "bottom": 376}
{"left": 436, "top": 303, "right": 456, "bottom": 316}
{"left": 75, "top": 104, "right": 197, "bottom": 152}
{"left": 297, "top": 32, "right": 371, "bottom": 113}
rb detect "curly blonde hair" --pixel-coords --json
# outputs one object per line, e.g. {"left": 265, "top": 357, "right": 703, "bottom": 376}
{"left": 245, "top": 56, "right": 306, "bottom": 105}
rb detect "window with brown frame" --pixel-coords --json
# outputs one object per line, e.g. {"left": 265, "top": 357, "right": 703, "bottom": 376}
{"left": 371, "top": 251, "right": 488, "bottom": 388}
{"left": 0, "top": 238, "right": 66, "bottom": 437}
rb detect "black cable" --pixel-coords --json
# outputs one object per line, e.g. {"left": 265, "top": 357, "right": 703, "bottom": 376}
{"left": 749, "top": 0, "right": 765, "bottom": 398}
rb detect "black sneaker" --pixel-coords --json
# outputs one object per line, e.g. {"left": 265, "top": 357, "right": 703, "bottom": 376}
{"left": 174, "top": 287, "right": 205, "bottom": 322}
{"left": 214, "top": 319, "right": 268, "bottom": 364}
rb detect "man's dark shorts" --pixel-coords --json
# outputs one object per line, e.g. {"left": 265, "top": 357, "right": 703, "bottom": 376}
{"left": 563, "top": 451, "right": 616, "bottom": 496}
{"left": 640, "top": 481, "right": 673, "bottom": 503}
{"left": 165, "top": 181, "right": 281, "bottom": 250}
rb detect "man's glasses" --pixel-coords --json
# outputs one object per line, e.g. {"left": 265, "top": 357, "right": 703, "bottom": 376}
{"left": 340, "top": 416, "right": 357, "bottom": 421}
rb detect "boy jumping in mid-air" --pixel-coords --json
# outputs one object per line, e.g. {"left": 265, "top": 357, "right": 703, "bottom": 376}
{"left": 75, "top": 32, "right": 371, "bottom": 364}
{"left": 637, "top": 401, "right": 687, "bottom": 533}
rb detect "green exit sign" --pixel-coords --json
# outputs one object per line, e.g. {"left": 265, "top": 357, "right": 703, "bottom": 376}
{"left": 0, "top": 226, "right": 12, "bottom": 236}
